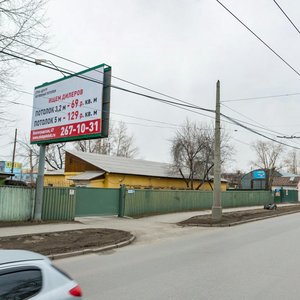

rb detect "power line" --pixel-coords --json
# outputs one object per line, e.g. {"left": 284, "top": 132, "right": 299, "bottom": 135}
{"left": 1, "top": 34, "right": 216, "bottom": 112}
{"left": 1, "top": 49, "right": 216, "bottom": 115}
{"left": 3, "top": 48, "right": 287, "bottom": 136}
{"left": 10, "top": 85, "right": 300, "bottom": 150}
{"left": 221, "top": 113, "right": 300, "bottom": 150}
{"left": 216, "top": 0, "right": 300, "bottom": 77}
{"left": 2, "top": 47, "right": 299, "bottom": 149}
{"left": 221, "top": 103, "right": 287, "bottom": 137}
{"left": 222, "top": 91, "right": 300, "bottom": 102}
{"left": 273, "top": 0, "right": 300, "bottom": 35}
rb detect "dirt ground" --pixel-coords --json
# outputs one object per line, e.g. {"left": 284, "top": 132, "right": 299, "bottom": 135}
{"left": 0, "top": 228, "right": 133, "bottom": 256}
{"left": 0, "top": 220, "right": 78, "bottom": 228}
{"left": 179, "top": 204, "right": 300, "bottom": 227}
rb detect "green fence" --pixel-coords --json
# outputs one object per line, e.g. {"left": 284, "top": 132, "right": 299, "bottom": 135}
{"left": 274, "top": 189, "right": 298, "bottom": 203}
{"left": 42, "top": 187, "right": 76, "bottom": 220}
{"left": 75, "top": 187, "right": 120, "bottom": 217}
{"left": 0, "top": 186, "right": 35, "bottom": 221}
{"left": 223, "top": 190, "right": 273, "bottom": 207}
{"left": 123, "top": 189, "right": 273, "bottom": 217}
{"left": 0, "top": 185, "right": 281, "bottom": 221}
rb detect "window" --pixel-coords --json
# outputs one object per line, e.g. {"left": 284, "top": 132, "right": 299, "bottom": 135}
{"left": 0, "top": 266, "right": 42, "bottom": 299}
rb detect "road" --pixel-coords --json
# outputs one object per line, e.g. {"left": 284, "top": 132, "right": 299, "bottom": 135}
{"left": 56, "top": 213, "right": 300, "bottom": 300}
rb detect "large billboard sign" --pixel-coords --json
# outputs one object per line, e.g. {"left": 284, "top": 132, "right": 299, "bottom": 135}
{"left": 30, "top": 64, "right": 111, "bottom": 144}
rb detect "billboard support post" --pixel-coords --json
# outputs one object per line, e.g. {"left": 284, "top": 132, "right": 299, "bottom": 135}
{"left": 34, "top": 144, "right": 46, "bottom": 221}
{"left": 102, "top": 68, "right": 111, "bottom": 138}
{"left": 10, "top": 128, "right": 18, "bottom": 179}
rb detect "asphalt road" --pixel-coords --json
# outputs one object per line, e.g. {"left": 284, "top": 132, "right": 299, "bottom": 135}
{"left": 56, "top": 213, "right": 300, "bottom": 300}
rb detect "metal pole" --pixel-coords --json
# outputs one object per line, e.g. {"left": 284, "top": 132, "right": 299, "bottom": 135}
{"left": 212, "top": 80, "right": 222, "bottom": 221}
{"left": 10, "top": 128, "right": 17, "bottom": 179}
{"left": 29, "top": 149, "right": 34, "bottom": 187}
{"left": 34, "top": 144, "right": 46, "bottom": 220}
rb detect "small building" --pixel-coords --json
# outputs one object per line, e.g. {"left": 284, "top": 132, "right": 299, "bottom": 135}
{"left": 0, "top": 172, "right": 14, "bottom": 185}
{"left": 0, "top": 161, "right": 22, "bottom": 181}
{"left": 240, "top": 169, "right": 281, "bottom": 190}
{"left": 44, "top": 150, "right": 228, "bottom": 191}
{"left": 222, "top": 171, "right": 244, "bottom": 189}
{"left": 272, "top": 175, "right": 300, "bottom": 191}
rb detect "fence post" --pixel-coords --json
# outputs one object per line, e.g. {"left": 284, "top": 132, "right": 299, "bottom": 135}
{"left": 118, "top": 184, "right": 126, "bottom": 217}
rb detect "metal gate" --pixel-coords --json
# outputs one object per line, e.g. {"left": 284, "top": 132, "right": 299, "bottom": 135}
{"left": 274, "top": 188, "right": 298, "bottom": 203}
{"left": 75, "top": 187, "right": 120, "bottom": 217}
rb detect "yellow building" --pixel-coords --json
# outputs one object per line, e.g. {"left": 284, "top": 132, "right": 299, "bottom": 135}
{"left": 44, "top": 150, "right": 227, "bottom": 191}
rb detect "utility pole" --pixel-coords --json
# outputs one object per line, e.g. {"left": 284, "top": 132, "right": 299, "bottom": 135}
{"left": 29, "top": 149, "right": 34, "bottom": 187}
{"left": 34, "top": 144, "right": 46, "bottom": 221}
{"left": 10, "top": 128, "right": 17, "bottom": 179}
{"left": 212, "top": 80, "right": 222, "bottom": 221}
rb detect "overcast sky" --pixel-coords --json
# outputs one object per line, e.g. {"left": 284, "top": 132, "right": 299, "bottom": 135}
{"left": 1, "top": 0, "right": 300, "bottom": 172}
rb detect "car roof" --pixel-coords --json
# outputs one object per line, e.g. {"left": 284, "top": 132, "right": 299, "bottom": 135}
{"left": 0, "top": 249, "right": 48, "bottom": 265}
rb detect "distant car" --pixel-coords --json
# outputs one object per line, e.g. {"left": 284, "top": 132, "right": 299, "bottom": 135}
{"left": 0, "top": 249, "right": 82, "bottom": 299}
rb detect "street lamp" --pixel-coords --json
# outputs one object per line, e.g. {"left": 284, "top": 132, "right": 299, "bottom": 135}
{"left": 34, "top": 59, "right": 66, "bottom": 77}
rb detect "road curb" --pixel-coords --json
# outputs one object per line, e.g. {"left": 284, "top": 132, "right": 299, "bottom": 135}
{"left": 181, "top": 209, "right": 300, "bottom": 228}
{"left": 48, "top": 235, "right": 136, "bottom": 260}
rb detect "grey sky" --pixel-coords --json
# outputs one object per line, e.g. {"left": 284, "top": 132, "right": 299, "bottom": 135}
{"left": 1, "top": 0, "right": 300, "bottom": 172}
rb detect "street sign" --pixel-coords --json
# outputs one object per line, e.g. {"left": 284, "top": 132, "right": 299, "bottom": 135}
{"left": 30, "top": 64, "right": 111, "bottom": 144}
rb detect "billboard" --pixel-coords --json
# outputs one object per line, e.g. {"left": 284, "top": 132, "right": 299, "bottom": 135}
{"left": 0, "top": 161, "right": 22, "bottom": 180}
{"left": 252, "top": 170, "right": 266, "bottom": 179}
{"left": 30, "top": 64, "right": 111, "bottom": 144}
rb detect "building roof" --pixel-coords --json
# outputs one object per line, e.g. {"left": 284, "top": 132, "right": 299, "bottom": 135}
{"left": 272, "top": 176, "right": 300, "bottom": 187}
{"left": 67, "top": 150, "right": 177, "bottom": 178}
{"left": 66, "top": 150, "right": 227, "bottom": 182}
{"left": 0, "top": 172, "right": 13, "bottom": 179}
{"left": 45, "top": 169, "right": 65, "bottom": 176}
{"left": 68, "top": 171, "right": 105, "bottom": 181}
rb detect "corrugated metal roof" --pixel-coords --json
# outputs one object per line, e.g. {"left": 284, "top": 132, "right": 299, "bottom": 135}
{"left": 273, "top": 176, "right": 300, "bottom": 187}
{"left": 45, "top": 169, "right": 65, "bottom": 175}
{"left": 69, "top": 171, "right": 104, "bottom": 181}
{"left": 67, "top": 150, "right": 179, "bottom": 178}
{"left": 66, "top": 150, "right": 228, "bottom": 182}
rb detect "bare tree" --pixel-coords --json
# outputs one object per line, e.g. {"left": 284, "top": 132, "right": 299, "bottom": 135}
{"left": 17, "top": 136, "right": 65, "bottom": 171}
{"left": 283, "top": 150, "right": 299, "bottom": 174}
{"left": 251, "top": 140, "right": 284, "bottom": 189}
{"left": 0, "top": 0, "right": 48, "bottom": 94}
{"left": 73, "top": 121, "right": 138, "bottom": 158}
{"left": 111, "top": 121, "right": 138, "bottom": 158}
{"left": 170, "top": 119, "right": 233, "bottom": 190}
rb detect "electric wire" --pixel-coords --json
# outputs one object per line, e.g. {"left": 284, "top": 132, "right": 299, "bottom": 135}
{"left": 1, "top": 48, "right": 300, "bottom": 150}
{"left": 221, "top": 113, "right": 300, "bottom": 150}
{"left": 216, "top": 0, "right": 300, "bottom": 77}
{"left": 4, "top": 46, "right": 300, "bottom": 136}
{"left": 222, "top": 92, "right": 300, "bottom": 102}
{"left": 221, "top": 103, "right": 288, "bottom": 137}
{"left": 0, "top": 49, "right": 216, "bottom": 115}
{"left": 273, "top": 0, "right": 300, "bottom": 35}
{"left": 2, "top": 48, "right": 292, "bottom": 137}
{"left": 1, "top": 34, "right": 217, "bottom": 111}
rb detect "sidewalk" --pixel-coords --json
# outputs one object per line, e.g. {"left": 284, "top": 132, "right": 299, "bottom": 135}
{"left": 0, "top": 205, "right": 278, "bottom": 245}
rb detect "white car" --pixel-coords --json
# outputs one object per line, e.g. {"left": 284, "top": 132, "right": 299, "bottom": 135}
{"left": 0, "top": 249, "right": 82, "bottom": 299}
